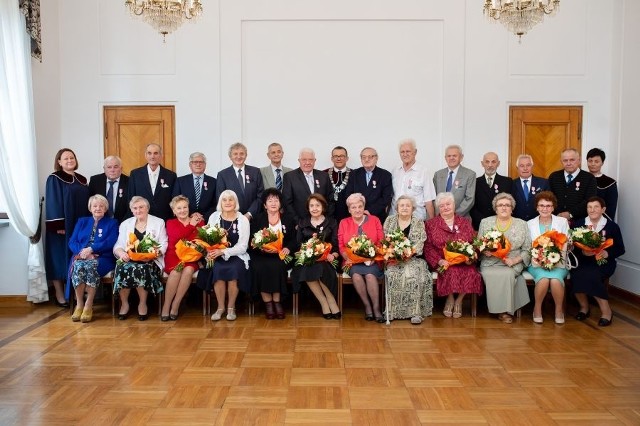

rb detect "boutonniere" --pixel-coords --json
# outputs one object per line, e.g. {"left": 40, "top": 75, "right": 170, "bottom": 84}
{"left": 315, "top": 179, "right": 320, "bottom": 189}
{"left": 454, "top": 180, "right": 460, "bottom": 188}
{"left": 118, "top": 188, "right": 123, "bottom": 198}
{"left": 245, "top": 175, "right": 250, "bottom": 184}
{"left": 372, "top": 180, "right": 377, "bottom": 189}
{"left": 98, "top": 228, "right": 103, "bottom": 238}
{"left": 530, "top": 186, "right": 536, "bottom": 193}
{"left": 575, "top": 181, "right": 580, "bottom": 191}
{"left": 160, "top": 178, "right": 169, "bottom": 188}
{"left": 494, "top": 184, "right": 499, "bottom": 193}
{"left": 203, "top": 181, "right": 208, "bottom": 191}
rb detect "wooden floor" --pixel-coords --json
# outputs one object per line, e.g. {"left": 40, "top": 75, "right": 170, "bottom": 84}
{"left": 1, "top": 293, "right": 640, "bottom": 426}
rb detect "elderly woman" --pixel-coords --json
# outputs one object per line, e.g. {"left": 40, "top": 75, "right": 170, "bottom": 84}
{"left": 383, "top": 195, "right": 433, "bottom": 324}
{"left": 338, "top": 193, "right": 385, "bottom": 322}
{"left": 67, "top": 195, "right": 118, "bottom": 322}
{"left": 113, "top": 196, "right": 168, "bottom": 321}
{"left": 572, "top": 197, "right": 625, "bottom": 326}
{"left": 197, "top": 189, "right": 250, "bottom": 321}
{"left": 527, "top": 191, "right": 569, "bottom": 324}
{"left": 45, "top": 148, "right": 90, "bottom": 307}
{"left": 291, "top": 194, "right": 340, "bottom": 319}
{"left": 249, "top": 188, "right": 297, "bottom": 319}
{"left": 425, "top": 192, "right": 482, "bottom": 319}
{"left": 478, "top": 192, "right": 531, "bottom": 324}
{"left": 161, "top": 195, "right": 205, "bottom": 321}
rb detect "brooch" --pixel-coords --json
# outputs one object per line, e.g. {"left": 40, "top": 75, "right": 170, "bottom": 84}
{"left": 203, "top": 182, "right": 208, "bottom": 191}
{"left": 315, "top": 179, "right": 320, "bottom": 189}
{"left": 575, "top": 181, "right": 580, "bottom": 191}
{"left": 372, "top": 180, "right": 377, "bottom": 189}
{"left": 118, "top": 188, "right": 123, "bottom": 198}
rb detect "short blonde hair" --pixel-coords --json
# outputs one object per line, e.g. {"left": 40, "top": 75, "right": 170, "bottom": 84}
{"left": 88, "top": 194, "right": 109, "bottom": 211}
{"left": 346, "top": 193, "right": 366, "bottom": 209}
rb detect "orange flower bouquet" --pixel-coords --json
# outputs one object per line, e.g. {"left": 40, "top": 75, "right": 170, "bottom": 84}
{"left": 570, "top": 227, "right": 613, "bottom": 265}
{"left": 195, "top": 224, "right": 230, "bottom": 268}
{"left": 473, "top": 228, "right": 511, "bottom": 261}
{"left": 117, "top": 232, "right": 161, "bottom": 264}
{"left": 530, "top": 230, "right": 567, "bottom": 270}
{"left": 342, "top": 234, "right": 384, "bottom": 274}
{"left": 251, "top": 227, "right": 293, "bottom": 263}
{"left": 294, "top": 233, "right": 338, "bottom": 268}
{"left": 378, "top": 228, "right": 416, "bottom": 266}
{"left": 174, "top": 239, "right": 207, "bottom": 272}
{"left": 438, "top": 239, "right": 477, "bottom": 274}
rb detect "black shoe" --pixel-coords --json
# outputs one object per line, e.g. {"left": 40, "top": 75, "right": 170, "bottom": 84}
{"left": 575, "top": 310, "right": 591, "bottom": 321}
{"left": 118, "top": 312, "right": 128, "bottom": 320}
{"left": 55, "top": 300, "right": 70, "bottom": 309}
{"left": 331, "top": 312, "right": 342, "bottom": 320}
{"left": 365, "top": 313, "right": 374, "bottom": 321}
{"left": 138, "top": 314, "right": 148, "bottom": 321}
{"left": 598, "top": 316, "right": 613, "bottom": 327}
{"left": 323, "top": 313, "right": 333, "bottom": 320}
{"left": 169, "top": 314, "right": 178, "bottom": 321}
{"left": 375, "top": 316, "right": 386, "bottom": 323}
{"left": 161, "top": 315, "right": 170, "bottom": 322}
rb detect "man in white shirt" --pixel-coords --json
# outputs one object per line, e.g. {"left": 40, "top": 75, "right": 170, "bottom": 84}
{"left": 391, "top": 138, "right": 436, "bottom": 221}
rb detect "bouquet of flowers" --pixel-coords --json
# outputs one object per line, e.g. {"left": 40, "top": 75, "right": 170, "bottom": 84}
{"left": 294, "top": 233, "right": 337, "bottom": 268}
{"left": 473, "top": 228, "right": 511, "bottom": 261}
{"left": 193, "top": 224, "right": 230, "bottom": 268}
{"left": 173, "top": 239, "right": 207, "bottom": 272}
{"left": 530, "top": 230, "right": 567, "bottom": 270}
{"left": 378, "top": 228, "right": 416, "bottom": 265}
{"left": 438, "top": 239, "right": 477, "bottom": 274}
{"left": 570, "top": 226, "right": 613, "bottom": 265}
{"left": 342, "top": 234, "right": 383, "bottom": 274}
{"left": 117, "top": 232, "right": 161, "bottom": 264}
{"left": 251, "top": 227, "right": 293, "bottom": 263}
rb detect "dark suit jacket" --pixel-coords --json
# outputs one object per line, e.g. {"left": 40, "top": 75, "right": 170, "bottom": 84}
{"left": 511, "top": 175, "right": 549, "bottom": 221}
{"left": 172, "top": 173, "right": 217, "bottom": 221}
{"left": 127, "top": 165, "right": 177, "bottom": 221}
{"left": 470, "top": 173, "right": 513, "bottom": 229}
{"left": 325, "top": 168, "right": 353, "bottom": 221}
{"left": 88, "top": 173, "right": 130, "bottom": 223}
{"left": 548, "top": 169, "right": 597, "bottom": 220}
{"left": 282, "top": 168, "right": 335, "bottom": 223}
{"left": 216, "top": 164, "right": 264, "bottom": 217}
{"left": 345, "top": 166, "right": 393, "bottom": 224}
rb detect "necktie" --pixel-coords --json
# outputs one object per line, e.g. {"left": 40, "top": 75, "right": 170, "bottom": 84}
{"left": 523, "top": 179, "right": 529, "bottom": 201}
{"left": 366, "top": 171, "right": 372, "bottom": 186}
{"left": 567, "top": 174, "right": 573, "bottom": 184}
{"left": 275, "top": 169, "right": 282, "bottom": 191}
{"left": 487, "top": 176, "right": 493, "bottom": 187}
{"left": 445, "top": 170, "right": 453, "bottom": 192}
{"left": 305, "top": 174, "right": 314, "bottom": 193}
{"left": 107, "top": 180, "right": 115, "bottom": 216}
{"left": 150, "top": 173, "right": 158, "bottom": 195}
{"left": 237, "top": 169, "right": 245, "bottom": 193}
{"left": 194, "top": 176, "right": 202, "bottom": 207}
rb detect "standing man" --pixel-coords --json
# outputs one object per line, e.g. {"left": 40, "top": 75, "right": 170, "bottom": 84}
{"left": 470, "top": 152, "right": 513, "bottom": 229}
{"left": 345, "top": 147, "right": 393, "bottom": 224}
{"left": 89, "top": 155, "right": 129, "bottom": 223}
{"left": 127, "top": 143, "right": 177, "bottom": 221}
{"left": 433, "top": 144, "right": 476, "bottom": 219}
{"left": 548, "top": 148, "right": 597, "bottom": 222}
{"left": 172, "top": 152, "right": 217, "bottom": 222}
{"left": 216, "top": 142, "right": 264, "bottom": 220}
{"left": 511, "top": 154, "right": 549, "bottom": 221}
{"left": 260, "top": 142, "right": 292, "bottom": 190}
{"left": 325, "top": 146, "right": 352, "bottom": 221}
{"left": 391, "top": 139, "right": 436, "bottom": 221}
{"left": 282, "top": 148, "right": 335, "bottom": 223}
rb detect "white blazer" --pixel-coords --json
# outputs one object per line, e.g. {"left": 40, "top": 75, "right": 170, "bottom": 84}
{"left": 208, "top": 211, "right": 250, "bottom": 269}
{"left": 527, "top": 214, "right": 569, "bottom": 242}
{"left": 113, "top": 214, "right": 168, "bottom": 270}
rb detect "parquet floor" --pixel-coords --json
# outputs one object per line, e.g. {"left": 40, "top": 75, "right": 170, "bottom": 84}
{"left": 1, "top": 293, "right": 640, "bottom": 425}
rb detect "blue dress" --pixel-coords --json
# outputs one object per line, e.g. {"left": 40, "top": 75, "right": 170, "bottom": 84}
{"left": 527, "top": 223, "right": 569, "bottom": 285}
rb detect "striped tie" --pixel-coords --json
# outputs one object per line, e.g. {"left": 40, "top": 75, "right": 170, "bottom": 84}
{"left": 275, "top": 169, "right": 282, "bottom": 191}
{"left": 194, "top": 176, "right": 201, "bottom": 208}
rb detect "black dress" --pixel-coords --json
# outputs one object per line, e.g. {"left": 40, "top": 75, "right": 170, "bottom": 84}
{"left": 290, "top": 216, "right": 339, "bottom": 295}
{"left": 595, "top": 174, "right": 618, "bottom": 220}
{"left": 248, "top": 212, "right": 297, "bottom": 298}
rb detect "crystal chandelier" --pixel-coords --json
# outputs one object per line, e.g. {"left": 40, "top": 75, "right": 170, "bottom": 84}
{"left": 483, "top": 0, "right": 559, "bottom": 40}
{"left": 124, "top": 0, "right": 203, "bottom": 41}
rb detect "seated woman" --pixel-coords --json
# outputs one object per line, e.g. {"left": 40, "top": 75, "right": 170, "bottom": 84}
{"left": 162, "top": 195, "right": 205, "bottom": 321}
{"left": 68, "top": 194, "right": 118, "bottom": 322}
{"left": 291, "top": 194, "right": 340, "bottom": 319}
{"left": 478, "top": 192, "right": 531, "bottom": 324}
{"left": 338, "top": 193, "right": 384, "bottom": 322}
{"left": 113, "top": 196, "right": 168, "bottom": 321}
{"left": 197, "top": 190, "right": 250, "bottom": 321}
{"left": 572, "top": 196, "right": 625, "bottom": 326}
{"left": 527, "top": 191, "right": 569, "bottom": 324}
{"left": 425, "top": 192, "right": 482, "bottom": 319}
{"left": 383, "top": 195, "right": 433, "bottom": 324}
{"left": 249, "top": 188, "right": 297, "bottom": 319}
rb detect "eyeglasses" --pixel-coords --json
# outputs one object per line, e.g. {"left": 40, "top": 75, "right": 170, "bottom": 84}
{"left": 190, "top": 161, "right": 205, "bottom": 164}
{"left": 360, "top": 155, "right": 377, "bottom": 160}
{"left": 537, "top": 204, "right": 554, "bottom": 209}
{"left": 495, "top": 203, "right": 512, "bottom": 208}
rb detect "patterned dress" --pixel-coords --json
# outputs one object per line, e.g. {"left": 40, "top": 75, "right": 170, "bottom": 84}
{"left": 424, "top": 215, "right": 482, "bottom": 296}
{"left": 383, "top": 215, "right": 433, "bottom": 319}
{"left": 113, "top": 229, "right": 163, "bottom": 295}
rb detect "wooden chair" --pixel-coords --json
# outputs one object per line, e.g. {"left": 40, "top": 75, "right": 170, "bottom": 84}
{"left": 337, "top": 272, "right": 385, "bottom": 314}
{"left": 431, "top": 271, "right": 478, "bottom": 317}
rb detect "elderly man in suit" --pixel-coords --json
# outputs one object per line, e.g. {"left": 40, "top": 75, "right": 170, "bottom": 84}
{"left": 548, "top": 148, "right": 597, "bottom": 222}
{"left": 216, "top": 142, "right": 264, "bottom": 220}
{"left": 172, "top": 152, "right": 217, "bottom": 222}
{"left": 260, "top": 142, "right": 292, "bottom": 190}
{"left": 433, "top": 144, "right": 476, "bottom": 219}
{"left": 89, "top": 155, "right": 129, "bottom": 223}
{"left": 470, "top": 152, "right": 513, "bottom": 229}
{"left": 512, "top": 154, "right": 550, "bottom": 221}
{"left": 127, "top": 143, "right": 177, "bottom": 221}
{"left": 282, "top": 148, "right": 335, "bottom": 223}
{"left": 345, "top": 147, "right": 393, "bottom": 224}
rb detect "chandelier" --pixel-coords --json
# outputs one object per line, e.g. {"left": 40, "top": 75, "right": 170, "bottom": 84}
{"left": 483, "top": 0, "right": 559, "bottom": 40}
{"left": 124, "top": 0, "right": 203, "bottom": 41}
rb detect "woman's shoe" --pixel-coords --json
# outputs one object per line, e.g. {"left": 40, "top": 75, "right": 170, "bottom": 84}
{"left": 443, "top": 303, "right": 453, "bottom": 318}
{"left": 410, "top": 316, "right": 422, "bottom": 325}
{"left": 554, "top": 314, "right": 565, "bottom": 325}
{"left": 55, "top": 300, "right": 70, "bottom": 309}
{"left": 598, "top": 315, "right": 613, "bottom": 327}
{"left": 331, "top": 312, "right": 342, "bottom": 320}
{"left": 375, "top": 316, "right": 386, "bottom": 323}
{"left": 452, "top": 304, "right": 462, "bottom": 319}
{"left": 80, "top": 308, "right": 93, "bottom": 323}
{"left": 161, "top": 315, "right": 170, "bottom": 322}
{"left": 169, "top": 314, "right": 178, "bottom": 321}
{"left": 71, "top": 307, "right": 82, "bottom": 322}
{"left": 323, "top": 312, "right": 333, "bottom": 320}
{"left": 274, "top": 302, "right": 285, "bottom": 319}
{"left": 498, "top": 313, "right": 513, "bottom": 324}
{"left": 364, "top": 313, "right": 374, "bottom": 321}
{"left": 118, "top": 310, "right": 129, "bottom": 321}
{"left": 138, "top": 313, "right": 148, "bottom": 321}
{"left": 211, "top": 309, "right": 225, "bottom": 321}
{"left": 226, "top": 308, "right": 237, "bottom": 321}
{"left": 264, "top": 301, "right": 275, "bottom": 320}
{"left": 575, "top": 310, "right": 591, "bottom": 321}
{"left": 532, "top": 315, "right": 543, "bottom": 324}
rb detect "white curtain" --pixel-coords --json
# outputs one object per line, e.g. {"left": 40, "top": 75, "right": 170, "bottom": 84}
{"left": 0, "top": 0, "right": 48, "bottom": 302}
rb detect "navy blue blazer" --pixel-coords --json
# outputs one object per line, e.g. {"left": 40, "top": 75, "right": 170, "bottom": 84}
{"left": 282, "top": 168, "right": 335, "bottom": 223}
{"left": 470, "top": 173, "right": 513, "bottom": 229}
{"left": 68, "top": 216, "right": 118, "bottom": 277}
{"left": 173, "top": 173, "right": 217, "bottom": 221}
{"left": 511, "top": 175, "right": 549, "bottom": 221}
{"left": 216, "top": 165, "right": 264, "bottom": 217}
{"left": 345, "top": 166, "right": 393, "bottom": 224}
{"left": 548, "top": 169, "right": 597, "bottom": 220}
{"left": 88, "top": 173, "right": 129, "bottom": 224}
{"left": 127, "top": 165, "right": 177, "bottom": 221}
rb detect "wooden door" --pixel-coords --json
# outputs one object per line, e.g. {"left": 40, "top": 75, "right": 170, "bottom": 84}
{"left": 104, "top": 106, "right": 176, "bottom": 174}
{"left": 508, "top": 106, "right": 582, "bottom": 178}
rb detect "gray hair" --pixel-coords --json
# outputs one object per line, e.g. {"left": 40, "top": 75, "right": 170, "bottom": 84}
{"left": 216, "top": 189, "right": 240, "bottom": 212}
{"left": 435, "top": 192, "right": 455, "bottom": 209}
{"left": 346, "top": 192, "right": 366, "bottom": 209}
{"left": 146, "top": 143, "right": 162, "bottom": 153}
{"left": 445, "top": 144, "right": 463, "bottom": 156}
{"left": 129, "top": 195, "right": 150, "bottom": 210}
{"left": 103, "top": 155, "right": 122, "bottom": 167}
{"left": 395, "top": 194, "right": 416, "bottom": 210}
{"left": 491, "top": 192, "right": 516, "bottom": 212}
{"left": 88, "top": 194, "right": 109, "bottom": 211}
{"left": 360, "top": 146, "right": 378, "bottom": 156}
{"left": 515, "top": 154, "right": 533, "bottom": 167}
{"left": 561, "top": 147, "right": 580, "bottom": 157}
{"left": 228, "top": 142, "right": 247, "bottom": 157}
{"left": 189, "top": 152, "right": 207, "bottom": 162}
{"left": 299, "top": 147, "right": 315, "bottom": 158}
{"left": 398, "top": 138, "right": 416, "bottom": 151}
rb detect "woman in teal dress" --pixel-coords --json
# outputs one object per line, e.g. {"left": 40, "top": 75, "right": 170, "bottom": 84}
{"left": 526, "top": 191, "right": 569, "bottom": 325}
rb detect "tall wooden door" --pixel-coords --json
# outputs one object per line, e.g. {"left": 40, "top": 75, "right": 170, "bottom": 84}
{"left": 103, "top": 106, "right": 176, "bottom": 174}
{"left": 508, "top": 106, "right": 583, "bottom": 178}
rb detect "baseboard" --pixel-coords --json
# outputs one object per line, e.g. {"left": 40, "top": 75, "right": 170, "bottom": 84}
{"left": 609, "top": 285, "right": 640, "bottom": 306}
{"left": 0, "top": 295, "right": 32, "bottom": 307}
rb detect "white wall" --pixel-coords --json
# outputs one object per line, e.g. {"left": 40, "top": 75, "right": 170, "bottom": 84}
{"left": 2, "top": 0, "right": 638, "bottom": 295}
